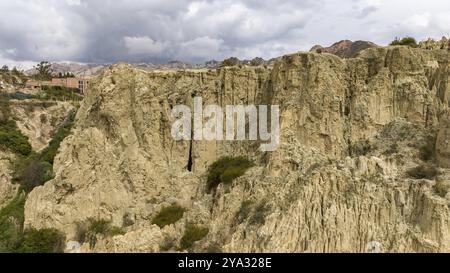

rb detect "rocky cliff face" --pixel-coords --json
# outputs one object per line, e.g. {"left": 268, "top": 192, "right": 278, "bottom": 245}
{"left": 24, "top": 46, "right": 450, "bottom": 253}
{"left": 10, "top": 100, "right": 75, "bottom": 152}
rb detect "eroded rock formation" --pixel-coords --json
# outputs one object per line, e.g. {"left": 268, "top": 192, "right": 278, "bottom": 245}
{"left": 24, "top": 45, "right": 450, "bottom": 253}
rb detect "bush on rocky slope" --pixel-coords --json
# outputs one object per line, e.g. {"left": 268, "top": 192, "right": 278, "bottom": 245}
{"left": 13, "top": 110, "right": 76, "bottom": 192}
{"left": 152, "top": 204, "right": 186, "bottom": 228}
{"left": 407, "top": 164, "right": 439, "bottom": 180}
{"left": 207, "top": 156, "right": 254, "bottom": 193}
{"left": 0, "top": 98, "right": 32, "bottom": 156}
{"left": 180, "top": 224, "right": 209, "bottom": 250}
{"left": 0, "top": 193, "right": 26, "bottom": 252}
{"left": 18, "top": 228, "right": 65, "bottom": 253}
{"left": 390, "top": 37, "right": 418, "bottom": 47}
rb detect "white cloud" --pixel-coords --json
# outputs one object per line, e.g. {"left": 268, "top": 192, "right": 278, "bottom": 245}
{"left": 179, "top": 36, "right": 223, "bottom": 60}
{"left": 0, "top": 0, "right": 449, "bottom": 65}
{"left": 405, "top": 13, "right": 431, "bottom": 28}
{"left": 124, "top": 36, "right": 167, "bottom": 55}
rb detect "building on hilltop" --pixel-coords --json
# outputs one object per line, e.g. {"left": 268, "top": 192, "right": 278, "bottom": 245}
{"left": 26, "top": 77, "right": 90, "bottom": 94}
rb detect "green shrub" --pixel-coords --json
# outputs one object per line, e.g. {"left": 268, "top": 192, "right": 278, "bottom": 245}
{"left": 249, "top": 201, "right": 271, "bottom": 226}
{"left": 0, "top": 194, "right": 26, "bottom": 252}
{"left": 11, "top": 111, "right": 75, "bottom": 192}
{"left": 39, "top": 111, "right": 75, "bottom": 165}
{"left": 19, "top": 228, "right": 65, "bottom": 253}
{"left": 180, "top": 224, "right": 209, "bottom": 250}
{"left": 221, "top": 57, "right": 240, "bottom": 67}
{"left": 419, "top": 135, "right": 436, "bottom": 161}
{"left": 0, "top": 98, "right": 32, "bottom": 156}
{"left": 434, "top": 180, "right": 450, "bottom": 198}
{"left": 407, "top": 164, "right": 439, "bottom": 180}
{"left": 350, "top": 139, "right": 372, "bottom": 157}
{"left": 207, "top": 156, "right": 254, "bottom": 192}
{"left": 83, "top": 219, "right": 125, "bottom": 248}
{"left": 0, "top": 92, "right": 36, "bottom": 101}
{"left": 41, "top": 86, "right": 82, "bottom": 101}
{"left": 13, "top": 157, "right": 53, "bottom": 193}
{"left": 235, "top": 200, "right": 253, "bottom": 224}
{"left": 383, "top": 143, "right": 399, "bottom": 156}
{"left": 205, "top": 243, "right": 223, "bottom": 253}
{"left": 390, "top": 37, "right": 418, "bottom": 47}
{"left": 0, "top": 129, "right": 32, "bottom": 156}
{"left": 151, "top": 204, "right": 185, "bottom": 228}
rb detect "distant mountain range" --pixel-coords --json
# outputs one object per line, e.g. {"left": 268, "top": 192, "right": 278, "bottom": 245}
{"left": 22, "top": 42, "right": 378, "bottom": 78}
{"left": 310, "top": 40, "right": 378, "bottom": 58}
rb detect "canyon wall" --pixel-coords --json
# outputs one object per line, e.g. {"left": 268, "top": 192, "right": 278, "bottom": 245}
{"left": 24, "top": 46, "right": 450, "bottom": 252}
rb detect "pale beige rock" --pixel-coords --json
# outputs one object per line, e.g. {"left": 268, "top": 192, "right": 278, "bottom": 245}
{"left": 10, "top": 100, "right": 75, "bottom": 151}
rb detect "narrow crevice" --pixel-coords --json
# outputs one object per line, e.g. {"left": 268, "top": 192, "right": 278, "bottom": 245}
{"left": 187, "top": 114, "right": 194, "bottom": 172}
{"left": 187, "top": 138, "right": 193, "bottom": 172}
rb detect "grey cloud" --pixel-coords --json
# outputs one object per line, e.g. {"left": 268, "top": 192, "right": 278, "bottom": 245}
{"left": 0, "top": 0, "right": 449, "bottom": 66}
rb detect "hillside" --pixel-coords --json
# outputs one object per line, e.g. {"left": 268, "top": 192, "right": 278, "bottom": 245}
{"left": 2, "top": 45, "right": 444, "bottom": 253}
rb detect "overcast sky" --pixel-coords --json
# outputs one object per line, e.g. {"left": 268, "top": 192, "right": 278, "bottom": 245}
{"left": 0, "top": 0, "right": 449, "bottom": 68}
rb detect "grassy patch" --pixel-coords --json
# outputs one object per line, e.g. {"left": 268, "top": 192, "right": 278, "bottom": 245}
{"left": 18, "top": 228, "right": 65, "bottom": 253}
{"left": 407, "top": 164, "right": 439, "bottom": 180}
{"left": 0, "top": 193, "right": 26, "bottom": 252}
{"left": 152, "top": 204, "right": 185, "bottom": 228}
{"left": 12, "top": 110, "right": 75, "bottom": 192}
{"left": 207, "top": 156, "right": 254, "bottom": 193}
{"left": 39, "top": 110, "right": 76, "bottom": 165}
{"left": 419, "top": 135, "right": 436, "bottom": 162}
{"left": 40, "top": 86, "right": 82, "bottom": 101}
{"left": 180, "top": 224, "right": 209, "bottom": 250}
{"left": 0, "top": 97, "right": 32, "bottom": 156}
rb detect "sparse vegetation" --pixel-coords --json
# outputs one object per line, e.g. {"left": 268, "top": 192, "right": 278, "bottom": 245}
{"left": 32, "top": 61, "right": 53, "bottom": 81}
{"left": 151, "top": 204, "right": 185, "bottom": 228}
{"left": 390, "top": 37, "right": 418, "bottom": 47}
{"left": 235, "top": 200, "right": 253, "bottom": 224}
{"left": 39, "top": 110, "right": 76, "bottom": 165}
{"left": 180, "top": 224, "right": 209, "bottom": 250}
{"left": 18, "top": 228, "right": 65, "bottom": 253}
{"left": 419, "top": 135, "right": 436, "bottom": 162}
{"left": 160, "top": 236, "right": 176, "bottom": 251}
{"left": 407, "top": 164, "right": 439, "bottom": 180}
{"left": 12, "top": 110, "right": 76, "bottom": 192}
{"left": 41, "top": 85, "right": 82, "bottom": 101}
{"left": 0, "top": 92, "right": 36, "bottom": 100}
{"left": 81, "top": 219, "right": 125, "bottom": 248}
{"left": 0, "top": 193, "right": 26, "bottom": 252}
{"left": 13, "top": 157, "right": 54, "bottom": 193}
{"left": 249, "top": 201, "right": 271, "bottom": 226}
{"left": 383, "top": 143, "right": 399, "bottom": 156}
{"left": 205, "top": 243, "right": 223, "bottom": 253}
{"left": 221, "top": 57, "right": 240, "bottom": 67}
{"left": 206, "top": 156, "right": 254, "bottom": 192}
{"left": 0, "top": 97, "right": 32, "bottom": 156}
{"left": 350, "top": 139, "right": 373, "bottom": 157}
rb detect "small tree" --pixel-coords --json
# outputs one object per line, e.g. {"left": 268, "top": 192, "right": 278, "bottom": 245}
{"left": 390, "top": 37, "right": 418, "bottom": 47}
{"left": 34, "top": 61, "right": 53, "bottom": 80}
{"left": 1, "top": 65, "right": 9, "bottom": 73}
{"left": 221, "top": 57, "right": 240, "bottom": 67}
